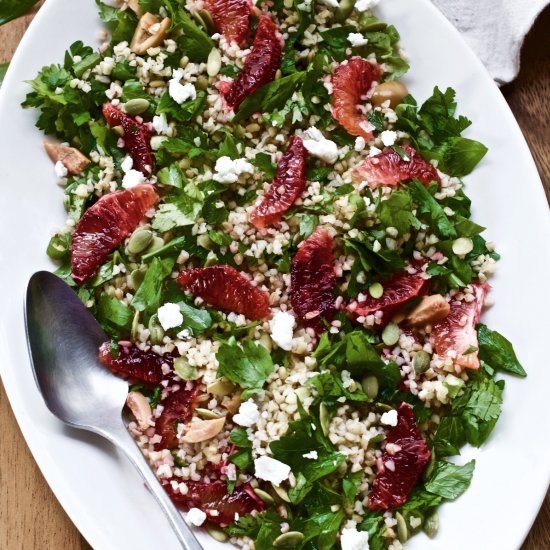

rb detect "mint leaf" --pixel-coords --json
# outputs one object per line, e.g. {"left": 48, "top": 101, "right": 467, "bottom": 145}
{"left": 156, "top": 90, "right": 206, "bottom": 122}
{"left": 409, "top": 180, "right": 456, "bottom": 239}
{"left": 433, "top": 137, "right": 488, "bottom": 177}
{"left": 97, "top": 294, "right": 133, "bottom": 337}
{"left": 433, "top": 415, "right": 465, "bottom": 457}
{"left": 131, "top": 257, "right": 175, "bottom": 315}
{"left": 178, "top": 302, "right": 212, "bottom": 333}
{"left": 477, "top": 324, "right": 526, "bottom": 377}
{"left": 309, "top": 371, "right": 369, "bottom": 405}
{"left": 425, "top": 460, "right": 475, "bottom": 500}
{"left": 216, "top": 339, "right": 274, "bottom": 398}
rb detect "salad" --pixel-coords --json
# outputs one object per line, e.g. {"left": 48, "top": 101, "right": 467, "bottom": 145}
{"left": 24, "top": 0, "right": 527, "bottom": 548}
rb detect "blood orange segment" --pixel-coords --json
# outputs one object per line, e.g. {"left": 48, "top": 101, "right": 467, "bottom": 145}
{"left": 348, "top": 265, "right": 428, "bottom": 324}
{"left": 368, "top": 402, "right": 431, "bottom": 510}
{"left": 102, "top": 102, "right": 154, "bottom": 175}
{"left": 154, "top": 382, "right": 200, "bottom": 449}
{"left": 70, "top": 185, "right": 159, "bottom": 284}
{"left": 351, "top": 145, "right": 441, "bottom": 188}
{"left": 206, "top": 0, "right": 252, "bottom": 47}
{"left": 291, "top": 227, "right": 336, "bottom": 333}
{"left": 332, "top": 57, "right": 382, "bottom": 141}
{"left": 178, "top": 265, "right": 271, "bottom": 320}
{"left": 98, "top": 342, "right": 177, "bottom": 387}
{"left": 166, "top": 480, "right": 265, "bottom": 525}
{"left": 432, "top": 282, "right": 489, "bottom": 370}
{"left": 224, "top": 16, "right": 283, "bottom": 110}
{"left": 249, "top": 136, "right": 307, "bottom": 228}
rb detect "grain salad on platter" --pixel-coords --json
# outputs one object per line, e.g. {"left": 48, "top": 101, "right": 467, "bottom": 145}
{"left": 24, "top": 0, "right": 527, "bottom": 547}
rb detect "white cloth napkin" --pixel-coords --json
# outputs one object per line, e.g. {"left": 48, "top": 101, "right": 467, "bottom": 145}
{"left": 431, "top": 0, "right": 549, "bottom": 84}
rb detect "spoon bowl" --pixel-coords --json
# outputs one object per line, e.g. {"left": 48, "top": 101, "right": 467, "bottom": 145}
{"left": 25, "top": 271, "right": 202, "bottom": 550}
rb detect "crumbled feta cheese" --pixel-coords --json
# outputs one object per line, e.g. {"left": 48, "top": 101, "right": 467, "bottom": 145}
{"left": 269, "top": 311, "right": 295, "bottom": 351}
{"left": 354, "top": 136, "right": 366, "bottom": 152}
{"left": 347, "top": 33, "right": 369, "bottom": 47}
{"left": 213, "top": 156, "right": 254, "bottom": 183}
{"left": 121, "top": 155, "right": 133, "bottom": 173}
{"left": 380, "top": 130, "right": 397, "bottom": 147}
{"left": 380, "top": 409, "right": 398, "bottom": 427}
{"left": 302, "top": 127, "right": 339, "bottom": 164}
{"left": 168, "top": 69, "right": 197, "bottom": 104}
{"left": 233, "top": 399, "right": 261, "bottom": 428}
{"left": 157, "top": 303, "right": 184, "bottom": 330}
{"left": 355, "top": 0, "right": 380, "bottom": 12}
{"left": 186, "top": 507, "right": 207, "bottom": 527}
{"left": 302, "top": 450, "right": 318, "bottom": 460}
{"left": 340, "top": 527, "right": 370, "bottom": 550}
{"left": 254, "top": 456, "right": 291, "bottom": 486}
{"left": 54, "top": 161, "right": 68, "bottom": 178}
{"left": 152, "top": 113, "right": 170, "bottom": 134}
{"left": 121, "top": 169, "right": 146, "bottom": 189}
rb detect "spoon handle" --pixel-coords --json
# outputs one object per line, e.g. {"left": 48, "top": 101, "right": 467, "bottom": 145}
{"left": 108, "top": 422, "right": 203, "bottom": 550}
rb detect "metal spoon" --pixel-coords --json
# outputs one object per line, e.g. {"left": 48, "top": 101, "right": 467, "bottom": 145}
{"left": 25, "top": 271, "right": 203, "bottom": 550}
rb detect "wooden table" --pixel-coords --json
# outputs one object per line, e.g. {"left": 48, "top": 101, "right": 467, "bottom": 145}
{"left": 1, "top": 4, "right": 549, "bottom": 549}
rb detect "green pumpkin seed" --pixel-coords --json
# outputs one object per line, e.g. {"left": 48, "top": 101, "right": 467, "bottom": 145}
{"left": 148, "top": 314, "right": 164, "bottom": 345}
{"left": 207, "top": 377, "right": 237, "bottom": 396}
{"left": 144, "top": 235, "right": 165, "bottom": 254}
{"left": 174, "top": 357, "right": 200, "bottom": 380}
{"left": 128, "top": 267, "right": 146, "bottom": 290}
{"left": 273, "top": 531, "right": 305, "bottom": 548}
{"left": 423, "top": 450, "right": 436, "bottom": 481}
{"left": 205, "top": 524, "right": 228, "bottom": 543}
{"left": 319, "top": 402, "right": 330, "bottom": 436}
{"left": 396, "top": 512, "right": 409, "bottom": 543}
{"left": 423, "top": 511, "right": 439, "bottom": 538}
{"left": 198, "top": 9, "right": 216, "bottom": 33}
{"left": 271, "top": 482, "right": 290, "bottom": 503}
{"left": 131, "top": 310, "right": 140, "bottom": 340}
{"left": 195, "top": 75, "right": 209, "bottom": 90}
{"left": 275, "top": 69, "right": 282, "bottom": 80}
{"left": 253, "top": 488, "right": 275, "bottom": 505}
{"left": 112, "top": 125, "right": 124, "bottom": 137}
{"left": 127, "top": 228, "right": 153, "bottom": 255}
{"left": 413, "top": 350, "right": 431, "bottom": 374}
{"left": 195, "top": 407, "right": 223, "bottom": 419}
{"left": 207, "top": 48, "right": 222, "bottom": 77}
{"left": 368, "top": 282, "right": 384, "bottom": 299}
{"left": 382, "top": 322, "right": 400, "bottom": 346}
{"left": 204, "top": 252, "right": 219, "bottom": 267}
{"left": 361, "top": 375, "right": 379, "bottom": 400}
{"left": 295, "top": 386, "right": 310, "bottom": 402}
{"left": 335, "top": 0, "right": 355, "bottom": 22}
{"left": 197, "top": 234, "right": 213, "bottom": 250}
{"left": 123, "top": 98, "right": 150, "bottom": 115}
{"left": 191, "top": 10, "right": 207, "bottom": 30}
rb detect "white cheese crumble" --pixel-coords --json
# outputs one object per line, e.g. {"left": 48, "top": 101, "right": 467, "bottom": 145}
{"left": 347, "top": 33, "right": 369, "bottom": 47}
{"left": 302, "top": 450, "right": 318, "bottom": 460}
{"left": 380, "top": 130, "right": 397, "bottom": 147}
{"left": 157, "top": 303, "right": 184, "bottom": 331}
{"left": 186, "top": 507, "right": 207, "bottom": 527}
{"left": 54, "top": 160, "right": 68, "bottom": 178}
{"left": 269, "top": 311, "right": 295, "bottom": 351}
{"left": 169, "top": 68, "right": 197, "bottom": 104}
{"left": 213, "top": 156, "right": 254, "bottom": 183}
{"left": 152, "top": 113, "right": 170, "bottom": 134}
{"left": 254, "top": 456, "right": 291, "bottom": 486}
{"left": 302, "top": 127, "right": 339, "bottom": 164}
{"left": 121, "top": 155, "right": 133, "bottom": 173}
{"left": 340, "top": 527, "right": 370, "bottom": 550}
{"left": 380, "top": 409, "right": 398, "bottom": 427}
{"left": 122, "top": 169, "right": 146, "bottom": 189}
{"left": 354, "top": 136, "right": 366, "bottom": 152}
{"left": 355, "top": 0, "right": 380, "bottom": 12}
{"left": 233, "top": 399, "right": 261, "bottom": 428}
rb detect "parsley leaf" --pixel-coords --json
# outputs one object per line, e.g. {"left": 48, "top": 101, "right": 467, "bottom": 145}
{"left": 377, "top": 189, "right": 421, "bottom": 235}
{"left": 216, "top": 339, "right": 274, "bottom": 399}
{"left": 152, "top": 185, "right": 203, "bottom": 231}
{"left": 131, "top": 257, "right": 175, "bottom": 316}
{"left": 178, "top": 302, "right": 212, "bottom": 333}
{"left": 409, "top": 180, "right": 456, "bottom": 239}
{"left": 97, "top": 293, "right": 133, "bottom": 337}
{"left": 309, "top": 370, "right": 369, "bottom": 405}
{"left": 157, "top": 163, "right": 185, "bottom": 188}
{"left": 425, "top": 460, "right": 476, "bottom": 500}
{"left": 477, "top": 324, "right": 526, "bottom": 377}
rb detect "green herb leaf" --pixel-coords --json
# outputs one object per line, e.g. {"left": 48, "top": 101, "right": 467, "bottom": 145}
{"left": 0, "top": 0, "right": 40, "bottom": 26}
{"left": 0, "top": 62, "right": 9, "bottom": 87}
{"left": 425, "top": 460, "right": 475, "bottom": 500}
{"left": 157, "top": 163, "right": 185, "bottom": 188}
{"left": 477, "top": 324, "right": 526, "bottom": 377}
{"left": 433, "top": 136, "right": 488, "bottom": 177}
{"left": 309, "top": 370, "right": 369, "bottom": 405}
{"left": 216, "top": 339, "right": 274, "bottom": 398}
{"left": 377, "top": 189, "right": 420, "bottom": 235}
{"left": 409, "top": 180, "right": 456, "bottom": 238}
{"left": 178, "top": 301, "right": 212, "bottom": 333}
{"left": 131, "top": 257, "right": 175, "bottom": 315}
